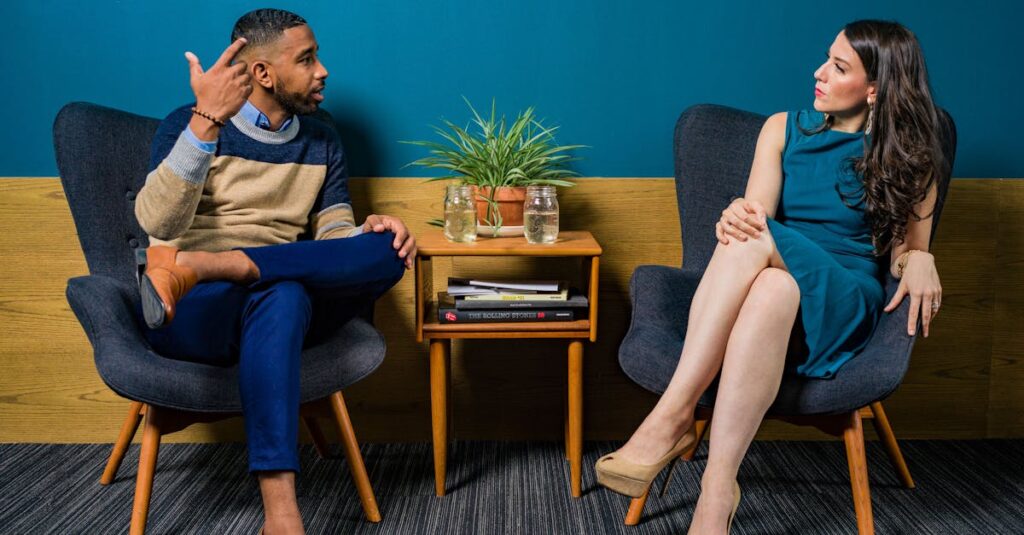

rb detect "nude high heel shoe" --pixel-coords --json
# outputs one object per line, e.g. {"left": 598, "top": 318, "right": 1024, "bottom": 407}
{"left": 728, "top": 481, "right": 741, "bottom": 534}
{"left": 594, "top": 423, "right": 699, "bottom": 498}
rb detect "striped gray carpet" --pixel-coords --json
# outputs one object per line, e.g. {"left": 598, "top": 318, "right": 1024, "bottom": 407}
{"left": 1, "top": 440, "right": 1022, "bottom": 534}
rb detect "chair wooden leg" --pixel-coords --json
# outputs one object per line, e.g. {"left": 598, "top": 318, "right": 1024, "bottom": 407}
{"left": 843, "top": 410, "right": 874, "bottom": 535}
{"left": 303, "top": 416, "right": 332, "bottom": 459}
{"left": 330, "top": 391, "right": 381, "bottom": 523}
{"left": 623, "top": 418, "right": 709, "bottom": 526}
{"left": 101, "top": 401, "right": 145, "bottom": 485}
{"left": 130, "top": 405, "right": 162, "bottom": 535}
{"left": 625, "top": 489, "right": 650, "bottom": 526}
{"left": 868, "top": 402, "right": 915, "bottom": 489}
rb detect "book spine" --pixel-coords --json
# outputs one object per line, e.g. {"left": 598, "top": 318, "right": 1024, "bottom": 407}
{"left": 438, "top": 308, "right": 575, "bottom": 324}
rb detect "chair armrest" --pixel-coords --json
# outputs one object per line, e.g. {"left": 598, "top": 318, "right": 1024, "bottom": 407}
{"left": 627, "top": 265, "right": 701, "bottom": 338}
{"left": 65, "top": 275, "right": 149, "bottom": 352}
{"left": 617, "top": 265, "right": 701, "bottom": 394}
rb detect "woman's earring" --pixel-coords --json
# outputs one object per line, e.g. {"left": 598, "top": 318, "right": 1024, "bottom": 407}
{"left": 865, "top": 103, "right": 875, "bottom": 135}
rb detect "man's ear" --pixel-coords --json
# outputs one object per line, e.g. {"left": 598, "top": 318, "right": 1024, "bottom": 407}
{"left": 251, "top": 60, "right": 275, "bottom": 90}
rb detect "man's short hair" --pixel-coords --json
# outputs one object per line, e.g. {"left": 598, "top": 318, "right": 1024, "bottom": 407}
{"left": 230, "top": 9, "right": 307, "bottom": 48}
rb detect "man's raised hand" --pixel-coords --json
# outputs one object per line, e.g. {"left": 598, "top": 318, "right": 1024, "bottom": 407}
{"left": 184, "top": 38, "right": 252, "bottom": 123}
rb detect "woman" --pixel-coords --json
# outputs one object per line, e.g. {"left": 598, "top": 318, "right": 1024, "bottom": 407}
{"left": 595, "top": 20, "right": 946, "bottom": 534}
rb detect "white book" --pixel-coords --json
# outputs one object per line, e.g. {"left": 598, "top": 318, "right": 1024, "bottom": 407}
{"left": 446, "top": 285, "right": 501, "bottom": 296}
{"left": 463, "top": 288, "right": 570, "bottom": 302}
{"left": 449, "top": 278, "right": 562, "bottom": 292}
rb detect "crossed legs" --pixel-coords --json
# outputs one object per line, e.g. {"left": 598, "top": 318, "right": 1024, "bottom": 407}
{"left": 612, "top": 228, "right": 800, "bottom": 534}
{"left": 144, "top": 232, "right": 405, "bottom": 535}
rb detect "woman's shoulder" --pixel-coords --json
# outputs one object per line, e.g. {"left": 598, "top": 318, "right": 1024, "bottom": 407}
{"left": 752, "top": 111, "right": 785, "bottom": 155}
{"left": 764, "top": 111, "right": 788, "bottom": 128}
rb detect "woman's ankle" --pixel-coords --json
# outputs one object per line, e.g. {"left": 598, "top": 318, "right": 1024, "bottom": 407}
{"left": 620, "top": 410, "right": 695, "bottom": 463}
{"left": 642, "top": 405, "right": 695, "bottom": 441}
{"left": 700, "top": 470, "right": 737, "bottom": 497}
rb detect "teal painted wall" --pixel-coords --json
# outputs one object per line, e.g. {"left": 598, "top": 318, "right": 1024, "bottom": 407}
{"left": 2, "top": 1, "right": 1019, "bottom": 177}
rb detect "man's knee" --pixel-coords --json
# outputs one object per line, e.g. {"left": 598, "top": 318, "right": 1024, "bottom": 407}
{"left": 359, "top": 231, "right": 405, "bottom": 282}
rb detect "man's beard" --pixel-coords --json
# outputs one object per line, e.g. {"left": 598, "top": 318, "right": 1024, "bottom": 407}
{"left": 273, "top": 80, "right": 318, "bottom": 116}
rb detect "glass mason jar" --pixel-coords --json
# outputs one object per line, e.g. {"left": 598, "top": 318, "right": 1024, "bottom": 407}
{"left": 443, "top": 184, "right": 477, "bottom": 242}
{"left": 523, "top": 185, "right": 559, "bottom": 244}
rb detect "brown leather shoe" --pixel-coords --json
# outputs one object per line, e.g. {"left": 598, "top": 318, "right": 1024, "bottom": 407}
{"left": 140, "top": 246, "right": 197, "bottom": 329}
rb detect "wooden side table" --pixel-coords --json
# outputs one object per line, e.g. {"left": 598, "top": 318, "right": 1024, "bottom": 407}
{"left": 414, "top": 230, "right": 602, "bottom": 498}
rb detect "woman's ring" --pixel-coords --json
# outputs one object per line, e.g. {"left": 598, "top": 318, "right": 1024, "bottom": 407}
{"left": 931, "top": 301, "right": 940, "bottom": 311}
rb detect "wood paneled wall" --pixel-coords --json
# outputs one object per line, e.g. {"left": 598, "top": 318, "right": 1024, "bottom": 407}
{"left": 1, "top": 178, "right": 1021, "bottom": 443}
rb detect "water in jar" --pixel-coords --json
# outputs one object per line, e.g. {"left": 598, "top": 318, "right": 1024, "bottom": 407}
{"left": 444, "top": 206, "right": 478, "bottom": 242}
{"left": 524, "top": 210, "right": 559, "bottom": 243}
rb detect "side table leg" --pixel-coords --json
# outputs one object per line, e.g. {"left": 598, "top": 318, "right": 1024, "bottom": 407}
{"left": 430, "top": 339, "right": 450, "bottom": 496}
{"left": 564, "top": 385, "right": 570, "bottom": 460}
{"left": 568, "top": 340, "right": 584, "bottom": 497}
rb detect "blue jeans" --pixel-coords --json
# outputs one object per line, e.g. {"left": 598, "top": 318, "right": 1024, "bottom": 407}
{"left": 144, "top": 232, "right": 405, "bottom": 472}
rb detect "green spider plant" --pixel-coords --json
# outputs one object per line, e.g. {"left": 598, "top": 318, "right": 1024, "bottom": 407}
{"left": 403, "top": 98, "right": 584, "bottom": 229}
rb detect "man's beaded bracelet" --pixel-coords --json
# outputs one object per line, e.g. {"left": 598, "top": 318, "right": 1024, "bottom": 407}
{"left": 190, "top": 107, "right": 226, "bottom": 127}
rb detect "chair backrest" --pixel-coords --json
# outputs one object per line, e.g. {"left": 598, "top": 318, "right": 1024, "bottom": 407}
{"left": 54, "top": 102, "right": 159, "bottom": 286}
{"left": 672, "top": 104, "right": 957, "bottom": 274}
{"left": 53, "top": 102, "right": 345, "bottom": 287}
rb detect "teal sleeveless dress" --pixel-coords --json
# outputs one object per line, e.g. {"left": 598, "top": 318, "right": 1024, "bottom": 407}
{"left": 765, "top": 110, "right": 885, "bottom": 379}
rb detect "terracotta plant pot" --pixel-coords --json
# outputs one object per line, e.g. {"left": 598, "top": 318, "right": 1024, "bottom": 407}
{"left": 472, "top": 186, "right": 527, "bottom": 226}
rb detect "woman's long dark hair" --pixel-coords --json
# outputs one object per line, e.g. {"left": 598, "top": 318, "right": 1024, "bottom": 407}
{"left": 831, "top": 20, "right": 946, "bottom": 255}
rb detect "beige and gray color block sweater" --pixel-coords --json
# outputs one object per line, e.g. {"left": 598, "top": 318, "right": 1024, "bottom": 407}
{"left": 136, "top": 104, "right": 360, "bottom": 252}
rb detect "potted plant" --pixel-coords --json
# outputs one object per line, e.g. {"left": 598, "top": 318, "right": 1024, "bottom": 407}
{"left": 404, "top": 98, "right": 584, "bottom": 235}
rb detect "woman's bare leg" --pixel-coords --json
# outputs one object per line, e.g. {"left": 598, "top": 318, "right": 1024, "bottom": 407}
{"left": 615, "top": 231, "right": 784, "bottom": 464}
{"left": 687, "top": 267, "right": 799, "bottom": 534}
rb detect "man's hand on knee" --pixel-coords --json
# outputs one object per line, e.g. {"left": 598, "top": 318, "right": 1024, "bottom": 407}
{"left": 362, "top": 214, "right": 417, "bottom": 269}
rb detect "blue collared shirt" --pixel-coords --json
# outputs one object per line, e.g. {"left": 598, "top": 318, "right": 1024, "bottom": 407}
{"left": 184, "top": 101, "right": 294, "bottom": 153}
{"left": 238, "top": 100, "right": 294, "bottom": 132}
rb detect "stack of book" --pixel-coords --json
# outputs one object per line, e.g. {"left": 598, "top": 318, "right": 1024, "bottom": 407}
{"left": 437, "top": 278, "right": 589, "bottom": 324}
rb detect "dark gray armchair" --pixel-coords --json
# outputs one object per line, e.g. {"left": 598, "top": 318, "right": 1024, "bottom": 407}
{"left": 617, "top": 104, "right": 956, "bottom": 534}
{"left": 54, "top": 102, "right": 385, "bottom": 534}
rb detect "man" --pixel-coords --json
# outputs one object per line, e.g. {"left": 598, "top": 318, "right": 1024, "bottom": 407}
{"left": 134, "top": 9, "right": 414, "bottom": 534}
